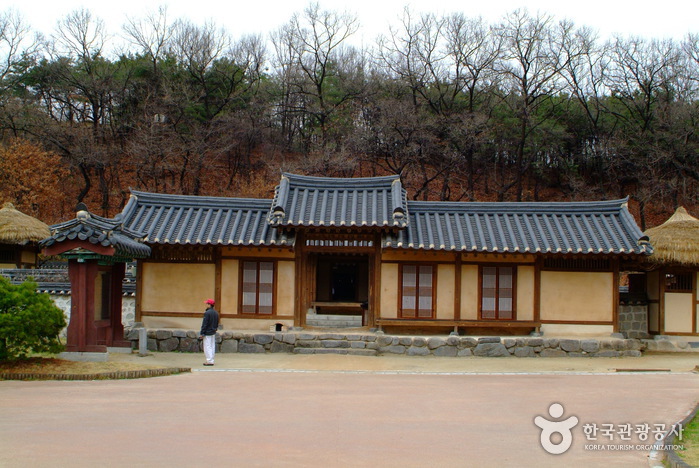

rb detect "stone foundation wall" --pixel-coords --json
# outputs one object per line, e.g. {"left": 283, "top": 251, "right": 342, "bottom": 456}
{"left": 126, "top": 328, "right": 646, "bottom": 358}
{"left": 618, "top": 304, "right": 649, "bottom": 339}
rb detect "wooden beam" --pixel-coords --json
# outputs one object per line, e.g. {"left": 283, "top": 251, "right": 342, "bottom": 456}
{"left": 214, "top": 248, "right": 222, "bottom": 313}
{"left": 43, "top": 239, "right": 116, "bottom": 257}
{"left": 454, "top": 255, "right": 462, "bottom": 321}
{"left": 693, "top": 271, "right": 697, "bottom": 335}
{"left": 135, "top": 260, "right": 143, "bottom": 323}
{"left": 659, "top": 268, "right": 666, "bottom": 335}
{"left": 612, "top": 258, "right": 620, "bottom": 333}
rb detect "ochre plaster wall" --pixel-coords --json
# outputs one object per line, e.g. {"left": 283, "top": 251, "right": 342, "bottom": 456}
{"left": 436, "top": 264, "right": 455, "bottom": 320}
{"left": 382, "top": 250, "right": 456, "bottom": 263}
{"left": 540, "top": 324, "right": 614, "bottom": 336}
{"left": 664, "top": 292, "right": 693, "bottom": 333}
{"left": 460, "top": 265, "right": 479, "bottom": 320}
{"left": 517, "top": 265, "right": 535, "bottom": 321}
{"left": 221, "top": 259, "right": 239, "bottom": 315}
{"left": 276, "top": 261, "right": 295, "bottom": 316}
{"left": 380, "top": 263, "right": 398, "bottom": 319}
{"left": 141, "top": 262, "right": 215, "bottom": 313}
{"left": 143, "top": 316, "right": 203, "bottom": 330}
{"left": 540, "top": 271, "right": 613, "bottom": 322}
{"left": 20, "top": 250, "right": 36, "bottom": 265}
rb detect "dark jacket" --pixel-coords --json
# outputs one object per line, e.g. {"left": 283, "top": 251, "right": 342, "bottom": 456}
{"left": 200, "top": 307, "right": 219, "bottom": 336}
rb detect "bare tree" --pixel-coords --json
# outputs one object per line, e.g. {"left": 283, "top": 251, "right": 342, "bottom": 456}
{"left": 492, "top": 9, "right": 571, "bottom": 201}
{"left": 122, "top": 5, "right": 174, "bottom": 75}
{"left": 271, "top": 2, "right": 361, "bottom": 151}
{"left": 604, "top": 36, "right": 683, "bottom": 226}
{"left": 0, "top": 9, "right": 42, "bottom": 137}
{"left": 442, "top": 13, "right": 501, "bottom": 199}
{"left": 375, "top": 8, "right": 445, "bottom": 111}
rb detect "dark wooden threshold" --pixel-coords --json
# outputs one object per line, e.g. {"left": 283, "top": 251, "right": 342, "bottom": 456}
{"left": 376, "top": 319, "right": 540, "bottom": 328}
{"left": 311, "top": 301, "right": 366, "bottom": 315}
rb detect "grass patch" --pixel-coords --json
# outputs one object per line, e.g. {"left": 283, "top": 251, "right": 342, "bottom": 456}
{"left": 677, "top": 410, "right": 699, "bottom": 466}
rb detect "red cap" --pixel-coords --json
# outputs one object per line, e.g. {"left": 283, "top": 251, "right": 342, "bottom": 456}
{"left": 205, "top": 299, "right": 215, "bottom": 305}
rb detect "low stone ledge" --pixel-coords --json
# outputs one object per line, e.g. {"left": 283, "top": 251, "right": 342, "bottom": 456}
{"left": 125, "top": 327, "right": 650, "bottom": 358}
{"left": 0, "top": 367, "right": 191, "bottom": 381}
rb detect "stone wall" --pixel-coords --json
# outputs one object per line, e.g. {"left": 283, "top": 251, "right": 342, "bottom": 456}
{"left": 125, "top": 328, "right": 646, "bottom": 357}
{"left": 50, "top": 295, "right": 136, "bottom": 338}
{"left": 618, "top": 305, "right": 650, "bottom": 339}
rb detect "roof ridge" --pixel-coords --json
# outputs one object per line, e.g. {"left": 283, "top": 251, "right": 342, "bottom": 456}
{"left": 407, "top": 198, "right": 628, "bottom": 213}
{"left": 281, "top": 172, "right": 400, "bottom": 186}
{"left": 129, "top": 190, "right": 272, "bottom": 207}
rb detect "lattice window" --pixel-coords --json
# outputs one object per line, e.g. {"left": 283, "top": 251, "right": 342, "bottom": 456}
{"left": 480, "top": 266, "right": 515, "bottom": 320}
{"left": 150, "top": 246, "right": 214, "bottom": 262}
{"left": 543, "top": 258, "right": 611, "bottom": 271}
{"left": 665, "top": 272, "right": 693, "bottom": 292}
{"left": 400, "top": 264, "right": 434, "bottom": 319}
{"left": 305, "top": 233, "right": 375, "bottom": 250}
{"left": 0, "top": 248, "right": 15, "bottom": 263}
{"left": 241, "top": 261, "right": 275, "bottom": 315}
{"left": 306, "top": 239, "right": 374, "bottom": 248}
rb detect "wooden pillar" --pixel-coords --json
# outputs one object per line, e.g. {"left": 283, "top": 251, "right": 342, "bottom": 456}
{"left": 214, "top": 248, "right": 222, "bottom": 313}
{"left": 66, "top": 259, "right": 106, "bottom": 352}
{"left": 294, "top": 231, "right": 306, "bottom": 327}
{"left": 368, "top": 233, "right": 382, "bottom": 328}
{"left": 693, "top": 271, "right": 698, "bottom": 335}
{"left": 534, "top": 258, "right": 542, "bottom": 333}
{"left": 659, "top": 268, "right": 666, "bottom": 335}
{"left": 612, "top": 259, "right": 620, "bottom": 333}
{"left": 135, "top": 259, "right": 143, "bottom": 323}
{"left": 454, "top": 254, "right": 462, "bottom": 321}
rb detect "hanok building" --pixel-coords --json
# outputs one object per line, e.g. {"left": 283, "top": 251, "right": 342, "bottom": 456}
{"left": 110, "top": 173, "right": 652, "bottom": 336}
{"left": 0, "top": 202, "right": 51, "bottom": 269}
{"left": 644, "top": 207, "right": 699, "bottom": 336}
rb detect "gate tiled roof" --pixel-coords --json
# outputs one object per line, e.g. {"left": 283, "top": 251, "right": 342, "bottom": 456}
{"left": 269, "top": 173, "right": 408, "bottom": 229}
{"left": 41, "top": 210, "right": 151, "bottom": 258}
{"left": 120, "top": 191, "right": 292, "bottom": 246}
{"left": 384, "top": 199, "right": 652, "bottom": 255}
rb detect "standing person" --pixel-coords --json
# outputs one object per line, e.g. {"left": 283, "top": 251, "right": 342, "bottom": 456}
{"left": 199, "top": 299, "right": 219, "bottom": 366}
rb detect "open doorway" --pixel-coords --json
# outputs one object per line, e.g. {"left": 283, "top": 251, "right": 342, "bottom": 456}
{"left": 315, "top": 255, "right": 368, "bottom": 304}
{"left": 308, "top": 254, "right": 369, "bottom": 326}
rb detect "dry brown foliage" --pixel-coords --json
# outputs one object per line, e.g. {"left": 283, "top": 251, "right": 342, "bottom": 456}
{"left": 0, "top": 139, "right": 75, "bottom": 223}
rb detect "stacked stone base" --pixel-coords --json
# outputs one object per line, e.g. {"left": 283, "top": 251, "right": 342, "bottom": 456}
{"left": 125, "top": 328, "right": 647, "bottom": 357}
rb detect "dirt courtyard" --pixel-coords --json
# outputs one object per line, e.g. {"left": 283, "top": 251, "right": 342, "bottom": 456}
{"left": 1, "top": 352, "right": 698, "bottom": 467}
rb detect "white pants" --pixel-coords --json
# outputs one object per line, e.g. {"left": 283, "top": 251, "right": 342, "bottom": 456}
{"left": 203, "top": 335, "right": 216, "bottom": 364}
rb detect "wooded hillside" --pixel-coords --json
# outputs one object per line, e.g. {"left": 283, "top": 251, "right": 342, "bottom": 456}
{"left": 1, "top": 4, "right": 698, "bottom": 228}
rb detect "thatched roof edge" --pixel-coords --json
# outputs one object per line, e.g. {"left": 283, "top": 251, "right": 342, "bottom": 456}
{"left": 0, "top": 202, "right": 51, "bottom": 245}
{"left": 644, "top": 207, "right": 699, "bottom": 266}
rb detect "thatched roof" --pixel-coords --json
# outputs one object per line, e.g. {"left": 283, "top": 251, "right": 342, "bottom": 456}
{"left": 644, "top": 207, "right": 699, "bottom": 265}
{"left": 0, "top": 202, "right": 51, "bottom": 245}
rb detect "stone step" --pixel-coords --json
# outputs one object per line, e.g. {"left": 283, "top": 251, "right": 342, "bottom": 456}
{"left": 307, "top": 315, "right": 362, "bottom": 321}
{"left": 293, "top": 348, "right": 377, "bottom": 356}
{"left": 306, "top": 314, "right": 363, "bottom": 328}
{"left": 306, "top": 321, "right": 361, "bottom": 328}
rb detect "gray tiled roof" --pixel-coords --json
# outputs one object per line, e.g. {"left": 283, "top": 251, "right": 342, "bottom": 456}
{"left": 384, "top": 199, "right": 652, "bottom": 255}
{"left": 41, "top": 211, "right": 151, "bottom": 258}
{"left": 269, "top": 173, "right": 408, "bottom": 229}
{"left": 120, "top": 190, "right": 293, "bottom": 246}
